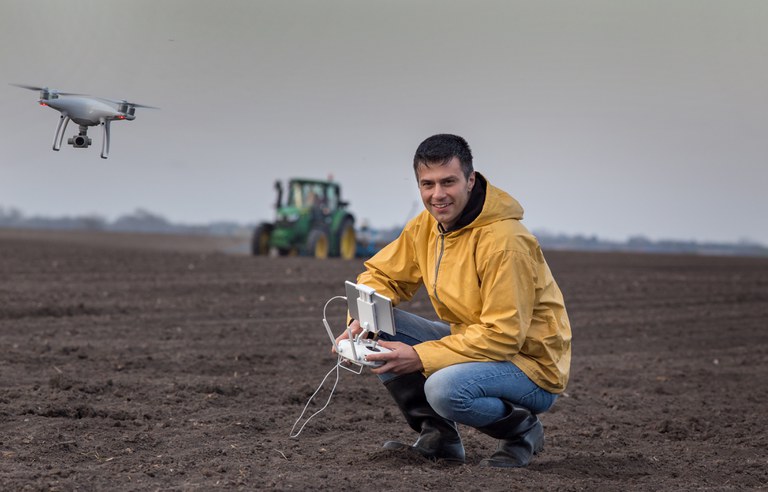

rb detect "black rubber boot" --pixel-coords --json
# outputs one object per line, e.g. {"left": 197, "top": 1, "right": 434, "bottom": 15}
{"left": 382, "top": 372, "right": 465, "bottom": 464}
{"left": 477, "top": 401, "right": 544, "bottom": 468}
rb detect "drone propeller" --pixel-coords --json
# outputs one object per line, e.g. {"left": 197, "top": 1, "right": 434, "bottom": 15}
{"left": 10, "top": 83, "right": 45, "bottom": 91}
{"left": 101, "top": 97, "right": 160, "bottom": 110}
{"left": 9, "top": 83, "right": 83, "bottom": 96}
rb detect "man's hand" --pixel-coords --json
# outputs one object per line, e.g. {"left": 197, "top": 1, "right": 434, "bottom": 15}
{"left": 365, "top": 341, "right": 424, "bottom": 375}
{"left": 333, "top": 319, "right": 363, "bottom": 353}
{"left": 333, "top": 321, "right": 424, "bottom": 375}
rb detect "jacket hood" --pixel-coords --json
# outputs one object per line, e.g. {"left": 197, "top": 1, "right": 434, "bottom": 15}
{"left": 465, "top": 173, "right": 524, "bottom": 230}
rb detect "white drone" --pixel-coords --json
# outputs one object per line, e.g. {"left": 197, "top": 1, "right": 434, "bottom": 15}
{"left": 12, "top": 84, "right": 157, "bottom": 159}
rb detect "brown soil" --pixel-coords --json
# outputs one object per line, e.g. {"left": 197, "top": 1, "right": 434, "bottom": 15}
{"left": 1, "top": 229, "right": 766, "bottom": 491}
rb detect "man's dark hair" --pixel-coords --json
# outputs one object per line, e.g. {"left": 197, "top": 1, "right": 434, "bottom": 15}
{"left": 413, "top": 134, "right": 474, "bottom": 179}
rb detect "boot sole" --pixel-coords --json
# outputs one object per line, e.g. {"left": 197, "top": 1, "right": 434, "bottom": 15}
{"left": 383, "top": 441, "right": 465, "bottom": 464}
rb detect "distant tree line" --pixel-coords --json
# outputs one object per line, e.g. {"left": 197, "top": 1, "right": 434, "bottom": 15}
{"left": 533, "top": 231, "right": 768, "bottom": 257}
{"left": 0, "top": 206, "right": 250, "bottom": 237}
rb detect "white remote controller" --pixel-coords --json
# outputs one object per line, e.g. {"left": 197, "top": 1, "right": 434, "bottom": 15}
{"left": 336, "top": 338, "right": 392, "bottom": 367}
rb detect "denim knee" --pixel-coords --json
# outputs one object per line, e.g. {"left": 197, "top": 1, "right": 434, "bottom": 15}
{"left": 423, "top": 370, "right": 468, "bottom": 422}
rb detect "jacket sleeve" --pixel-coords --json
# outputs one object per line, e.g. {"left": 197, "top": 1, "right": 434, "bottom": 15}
{"left": 413, "top": 248, "right": 538, "bottom": 376}
{"left": 357, "top": 227, "right": 423, "bottom": 306}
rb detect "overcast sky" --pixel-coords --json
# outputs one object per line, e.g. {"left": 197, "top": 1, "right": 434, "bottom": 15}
{"left": 1, "top": 0, "right": 766, "bottom": 244}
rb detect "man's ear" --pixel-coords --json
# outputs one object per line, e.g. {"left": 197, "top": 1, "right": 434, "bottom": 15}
{"left": 467, "top": 171, "right": 476, "bottom": 191}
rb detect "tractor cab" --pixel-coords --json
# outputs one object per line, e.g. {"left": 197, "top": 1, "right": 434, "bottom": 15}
{"left": 284, "top": 180, "right": 341, "bottom": 213}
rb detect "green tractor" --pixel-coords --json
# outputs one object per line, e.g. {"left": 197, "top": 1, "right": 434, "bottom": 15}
{"left": 251, "top": 178, "right": 357, "bottom": 259}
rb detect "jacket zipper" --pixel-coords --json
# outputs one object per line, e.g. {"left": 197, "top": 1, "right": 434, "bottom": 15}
{"left": 433, "top": 232, "right": 446, "bottom": 304}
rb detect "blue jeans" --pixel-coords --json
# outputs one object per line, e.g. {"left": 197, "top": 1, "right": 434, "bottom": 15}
{"left": 379, "top": 309, "right": 558, "bottom": 428}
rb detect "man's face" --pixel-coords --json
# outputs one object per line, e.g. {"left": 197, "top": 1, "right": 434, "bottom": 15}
{"left": 417, "top": 156, "right": 475, "bottom": 231}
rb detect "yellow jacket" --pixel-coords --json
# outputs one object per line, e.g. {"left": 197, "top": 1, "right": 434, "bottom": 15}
{"left": 358, "top": 177, "right": 571, "bottom": 393}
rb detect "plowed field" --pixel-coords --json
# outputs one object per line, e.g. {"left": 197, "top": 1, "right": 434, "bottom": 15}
{"left": 1, "top": 229, "right": 766, "bottom": 490}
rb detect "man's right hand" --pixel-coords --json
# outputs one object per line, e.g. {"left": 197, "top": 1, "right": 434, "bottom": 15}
{"left": 333, "top": 319, "right": 363, "bottom": 353}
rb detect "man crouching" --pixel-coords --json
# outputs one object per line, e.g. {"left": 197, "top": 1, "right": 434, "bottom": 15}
{"left": 336, "top": 134, "right": 571, "bottom": 467}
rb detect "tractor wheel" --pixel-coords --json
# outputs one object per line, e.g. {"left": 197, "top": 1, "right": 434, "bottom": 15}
{"left": 335, "top": 217, "right": 357, "bottom": 260}
{"left": 251, "top": 223, "right": 273, "bottom": 255}
{"left": 305, "top": 229, "right": 329, "bottom": 259}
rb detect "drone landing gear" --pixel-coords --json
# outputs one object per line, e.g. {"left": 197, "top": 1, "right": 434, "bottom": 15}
{"left": 52, "top": 114, "right": 70, "bottom": 151}
{"left": 100, "top": 119, "right": 111, "bottom": 159}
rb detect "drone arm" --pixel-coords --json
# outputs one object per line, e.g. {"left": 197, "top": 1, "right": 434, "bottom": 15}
{"left": 52, "top": 114, "right": 70, "bottom": 151}
{"left": 100, "top": 119, "right": 111, "bottom": 159}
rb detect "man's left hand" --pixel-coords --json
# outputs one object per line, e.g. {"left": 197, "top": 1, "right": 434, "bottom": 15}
{"left": 366, "top": 341, "right": 424, "bottom": 375}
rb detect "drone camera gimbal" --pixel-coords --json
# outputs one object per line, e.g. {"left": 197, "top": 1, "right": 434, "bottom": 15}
{"left": 67, "top": 127, "right": 93, "bottom": 148}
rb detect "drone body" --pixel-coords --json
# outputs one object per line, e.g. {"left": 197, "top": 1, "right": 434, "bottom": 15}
{"left": 13, "top": 84, "right": 156, "bottom": 159}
